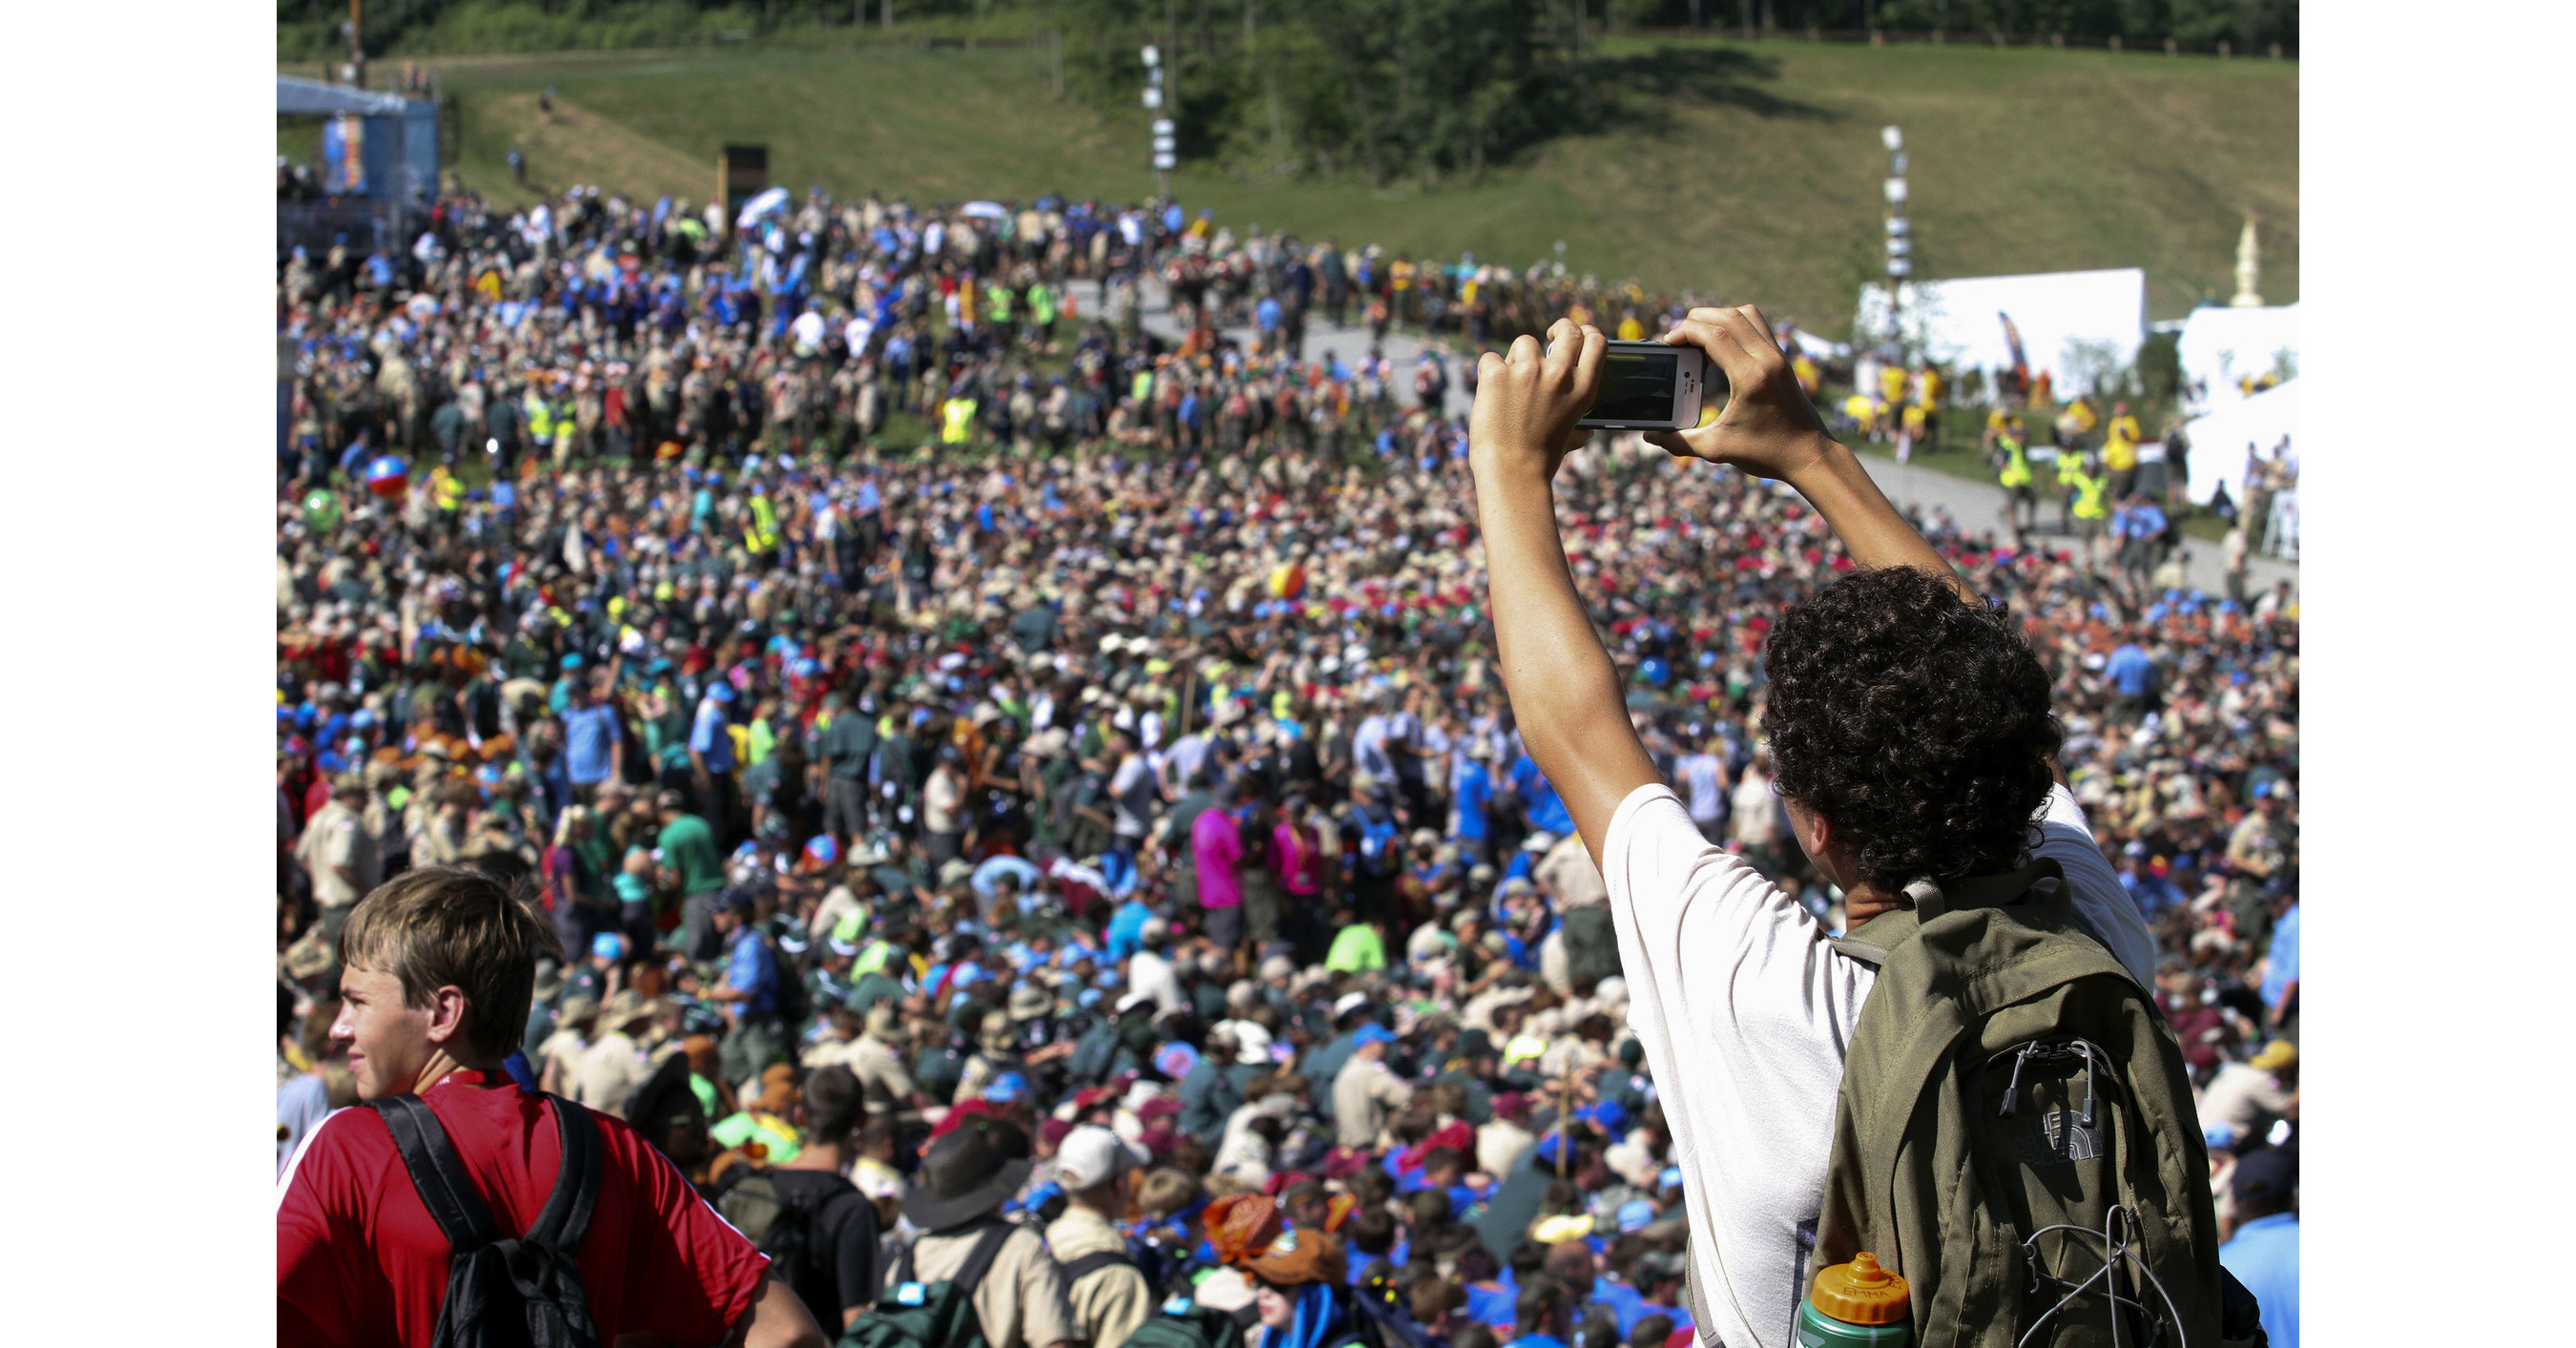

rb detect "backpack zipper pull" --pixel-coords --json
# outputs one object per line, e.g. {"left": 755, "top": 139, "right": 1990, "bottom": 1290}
{"left": 1999, "top": 1043, "right": 2036, "bottom": 1118}
{"left": 2078, "top": 1042, "right": 2099, "bottom": 1130}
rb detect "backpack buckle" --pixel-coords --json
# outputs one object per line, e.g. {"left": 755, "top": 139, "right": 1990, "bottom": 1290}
{"left": 896, "top": 1281, "right": 926, "bottom": 1306}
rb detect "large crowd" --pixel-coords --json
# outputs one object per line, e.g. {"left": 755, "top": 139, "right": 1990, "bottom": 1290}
{"left": 276, "top": 182, "right": 2299, "bottom": 1348}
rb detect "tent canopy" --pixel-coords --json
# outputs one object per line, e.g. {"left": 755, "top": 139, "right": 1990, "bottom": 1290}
{"left": 2181, "top": 377, "right": 2297, "bottom": 507}
{"left": 1857, "top": 268, "right": 2146, "bottom": 393}
{"left": 278, "top": 75, "right": 413, "bottom": 118}
{"left": 2176, "top": 303, "right": 2299, "bottom": 417}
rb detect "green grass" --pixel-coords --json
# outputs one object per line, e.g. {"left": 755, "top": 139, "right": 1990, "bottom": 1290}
{"left": 331, "top": 35, "right": 2294, "bottom": 336}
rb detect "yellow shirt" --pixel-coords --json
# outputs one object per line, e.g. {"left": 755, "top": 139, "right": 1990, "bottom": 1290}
{"left": 1616, "top": 316, "right": 1646, "bottom": 341}
{"left": 1901, "top": 404, "right": 1928, "bottom": 433}
{"left": 2064, "top": 400, "right": 2099, "bottom": 434}
{"left": 1843, "top": 393, "right": 1878, "bottom": 428}
{"left": 2103, "top": 415, "right": 2143, "bottom": 470}
{"left": 1792, "top": 354, "right": 1821, "bottom": 396}
{"left": 1879, "top": 365, "right": 1908, "bottom": 404}
{"left": 1918, "top": 368, "right": 1944, "bottom": 405}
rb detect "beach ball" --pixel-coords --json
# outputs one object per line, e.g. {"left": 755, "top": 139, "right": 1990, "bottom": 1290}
{"left": 301, "top": 489, "right": 342, "bottom": 533}
{"left": 364, "top": 455, "right": 409, "bottom": 499}
{"left": 1267, "top": 563, "right": 1307, "bottom": 599}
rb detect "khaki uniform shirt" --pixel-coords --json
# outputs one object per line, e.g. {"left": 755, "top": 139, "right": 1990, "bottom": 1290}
{"left": 888, "top": 1219, "right": 1077, "bottom": 1348}
{"left": 297, "top": 800, "right": 381, "bottom": 910}
{"left": 571, "top": 1028, "right": 652, "bottom": 1119}
{"left": 1045, "top": 1205, "right": 1152, "bottom": 1348}
{"left": 808, "top": 1034, "right": 918, "bottom": 1115}
{"left": 1332, "top": 1054, "right": 1414, "bottom": 1151}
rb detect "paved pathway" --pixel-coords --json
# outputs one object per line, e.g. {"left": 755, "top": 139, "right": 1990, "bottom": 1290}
{"left": 1082, "top": 276, "right": 2296, "bottom": 597}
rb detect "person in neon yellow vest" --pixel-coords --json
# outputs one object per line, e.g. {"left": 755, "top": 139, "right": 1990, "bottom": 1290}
{"left": 941, "top": 394, "right": 979, "bottom": 446}
{"left": 2059, "top": 453, "right": 2111, "bottom": 571}
{"left": 1995, "top": 431, "right": 2038, "bottom": 541}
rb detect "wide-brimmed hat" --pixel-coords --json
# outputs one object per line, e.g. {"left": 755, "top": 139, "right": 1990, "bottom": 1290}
{"left": 1204, "top": 1192, "right": 1347, "bottom": 1286}
{"left": 1008, "top": 984, "right": 1052, "bottom": 1022}
{"left": 902, "top": 1120, "right": 1035, "bottom": 1233}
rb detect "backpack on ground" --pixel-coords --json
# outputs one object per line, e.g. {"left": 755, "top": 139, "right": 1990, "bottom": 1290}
{"left": 714, "top": 1168, "right": 853, "bottom": 1318}
{"left": 1122, "top": 1295, "right": 1248, "bottom": 1348}
{"left": 364, "top": 1091, "right": 604, "bottom": 1348}
{"left": 1812, "top": 859, "right": 2225, "bottom": 1348}
{"left": 840, "top": 1223, "right": 1015, "bottom": 1348}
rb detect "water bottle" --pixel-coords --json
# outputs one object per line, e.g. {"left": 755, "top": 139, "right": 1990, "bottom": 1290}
{"left": 1796, "top": 1252, "right": 1912, "bottom": 1347}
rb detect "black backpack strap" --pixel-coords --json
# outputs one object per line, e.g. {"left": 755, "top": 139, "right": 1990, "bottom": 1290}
{"left": 1062, "top": 1248, "right": 1136, "bottom": 1282}
{"left": 364, "top": 1094, "right": 505, "bottom": 1254}
{"left": 946, "top": 1221, "right": 1019, "bottom": 1298}
{"left": 527, "top": 1095, "right": 605, "bottom": 1253}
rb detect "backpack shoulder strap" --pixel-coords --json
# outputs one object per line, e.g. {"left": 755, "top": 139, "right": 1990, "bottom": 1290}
{"left": 364, "top": 1094, "right": 505, "bottom": 1254}
{"left": 1827, "top": 858, "right": 2067, "bottom": 964}
{"left": 526, "top": 1095, "right": 606, "bottom": 1254}
{"left": 948, "top": 1221, "right": 1019, "bottom": 1298}
{"left": 1828, "top": 910, "right": 1916, "bottom": 968}
{"left": 1063, "top": 1248, "right": 1137, "bottom": 1282}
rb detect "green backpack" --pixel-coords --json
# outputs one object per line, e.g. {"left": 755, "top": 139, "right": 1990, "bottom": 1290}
{"left": 1122, "top": 1295, "right": 1247, "bottom": 1348}
{"left": 1813, "top": 860, "right": 2226, "bottom": 1348}
{"left": 838, "top": 1223, "right": 1013, "bottom": 1348}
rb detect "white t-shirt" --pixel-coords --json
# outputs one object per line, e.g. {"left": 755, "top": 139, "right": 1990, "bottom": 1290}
{"left": 1603, "top": 782, "right": 2151, "bottom": 1348}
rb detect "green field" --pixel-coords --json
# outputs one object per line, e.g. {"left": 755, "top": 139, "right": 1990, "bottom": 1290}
{"left": 293, "top": 36, "right": 2295, "bottom": 336}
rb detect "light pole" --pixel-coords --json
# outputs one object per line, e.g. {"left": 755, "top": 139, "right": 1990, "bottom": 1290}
{"left": 1143, "top": 45, "right": 1174, "bottom": 202}
{"left": 1881, "top": 124, "right": 1910, "bottom": 350}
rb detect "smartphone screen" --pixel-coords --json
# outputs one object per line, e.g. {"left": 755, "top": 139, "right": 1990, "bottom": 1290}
{"left": 1589, "top": 346, "right": 1681, "bottom": 424}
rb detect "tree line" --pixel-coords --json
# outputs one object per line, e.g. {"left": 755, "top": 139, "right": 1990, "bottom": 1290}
{"left": 280, "top": 0, "right": 2296, "bottom": 186}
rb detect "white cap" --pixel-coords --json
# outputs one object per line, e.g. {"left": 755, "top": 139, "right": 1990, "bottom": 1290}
{"left": 1230, "top": 1021, "right": 1274, "bottom": 1067}
{"left": 1054, "top": 1125, "right": 1150, "bottom": 1191}
{"left": 1333, "top": 991, "right": 1370, "bottom": 1020}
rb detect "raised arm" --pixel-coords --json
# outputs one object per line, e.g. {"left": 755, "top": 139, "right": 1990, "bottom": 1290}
{"left": 1467, "top": 320, "right": 1660, "bottom": 869}
{"left": 1468, "top": 308, "right": 1967, "bottom": 870}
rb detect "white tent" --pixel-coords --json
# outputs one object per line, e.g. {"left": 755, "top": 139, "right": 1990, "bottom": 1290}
{"left": 2181, "top": 378, "right": 2298, "bottom": 507}
{"left": 1857, "top": 268, "right": 2145, "bottom": 394}
{"left": 2176, "top": 303, "right": 2299, "bottom": 417}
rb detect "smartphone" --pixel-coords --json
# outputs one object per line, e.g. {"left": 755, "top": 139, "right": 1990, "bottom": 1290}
{"left": 1578, "top": 340, "right": 1710, "bottom": 431}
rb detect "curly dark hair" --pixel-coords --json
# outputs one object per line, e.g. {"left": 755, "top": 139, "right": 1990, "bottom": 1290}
{"left": 1763, "top": 566, "right": 2062, "bottom": 890}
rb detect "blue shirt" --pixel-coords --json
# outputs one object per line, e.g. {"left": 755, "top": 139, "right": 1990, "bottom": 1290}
{"left": 2260, "top": 903, "right": 2300, "bottom": 1008}
{"left": 560, "top": 703, "right": 621, "bottom": 785}
{"left": 2219, "top": 1213, "right": 2297, "bottom": 1348}
{"left": 1509, "top": 753, "right": 1576, "bottom": 837}
{"left": 2106, "top": 643, "right": 2158, "bottom": 698}
{"left": 1465, "top": 1283, "right": 1517, "bottom": 1329}
{"left": 690, "top": 699, "right": 737, "bottom": 773}
{"left": 1453, "top": 760, "right": 1492, "bottom": 840}
{"left": 1103, "top": 899, "right": 1153, "bottom": 962}
{"left": 727, "top": 925, "right": 780, "bottom": 1019}
{"left": 2121, "top": 868, "right": 2187, "bottom": 923}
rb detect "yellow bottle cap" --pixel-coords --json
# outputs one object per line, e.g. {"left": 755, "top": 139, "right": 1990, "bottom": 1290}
{"left": 1810, "top": 1252, "right": 1911, "bottom": 1327}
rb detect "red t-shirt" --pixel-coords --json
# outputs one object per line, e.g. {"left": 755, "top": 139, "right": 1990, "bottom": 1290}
{"left": 277, "top": 1071, "right": 768, "bottom": 1347}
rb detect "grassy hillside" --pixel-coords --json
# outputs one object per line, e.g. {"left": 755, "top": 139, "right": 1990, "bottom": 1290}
{"left": 315, "top": 36, "right": 2295, "bottom": 335}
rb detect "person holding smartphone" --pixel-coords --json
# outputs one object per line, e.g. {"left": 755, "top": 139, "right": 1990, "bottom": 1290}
{"left": 1465, "top": 310, "right": 2156, "bottom": 1348}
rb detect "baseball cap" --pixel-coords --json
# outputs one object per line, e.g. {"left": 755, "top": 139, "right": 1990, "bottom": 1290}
{"left": 591, "top": 932, "right": 626, "bottom": 962}
{"left": 1332, "top": 992, "right": 1370, "bottom": 1020}
{"left": 1352, "top": 1024, "right": 1398, "bottom": 1048}
{"left": 1616, "top": 1198, "right": 1658, "bottom": 1233}
{"left": 2230, "top": 1147, "right": 2296, "bottom": 1208}
{"left": 2248, "top": 1040, "right": 2297, "bottom": 1072}
{"left": 982, "top": 1072, "right": 1029, "bottom": 1105}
